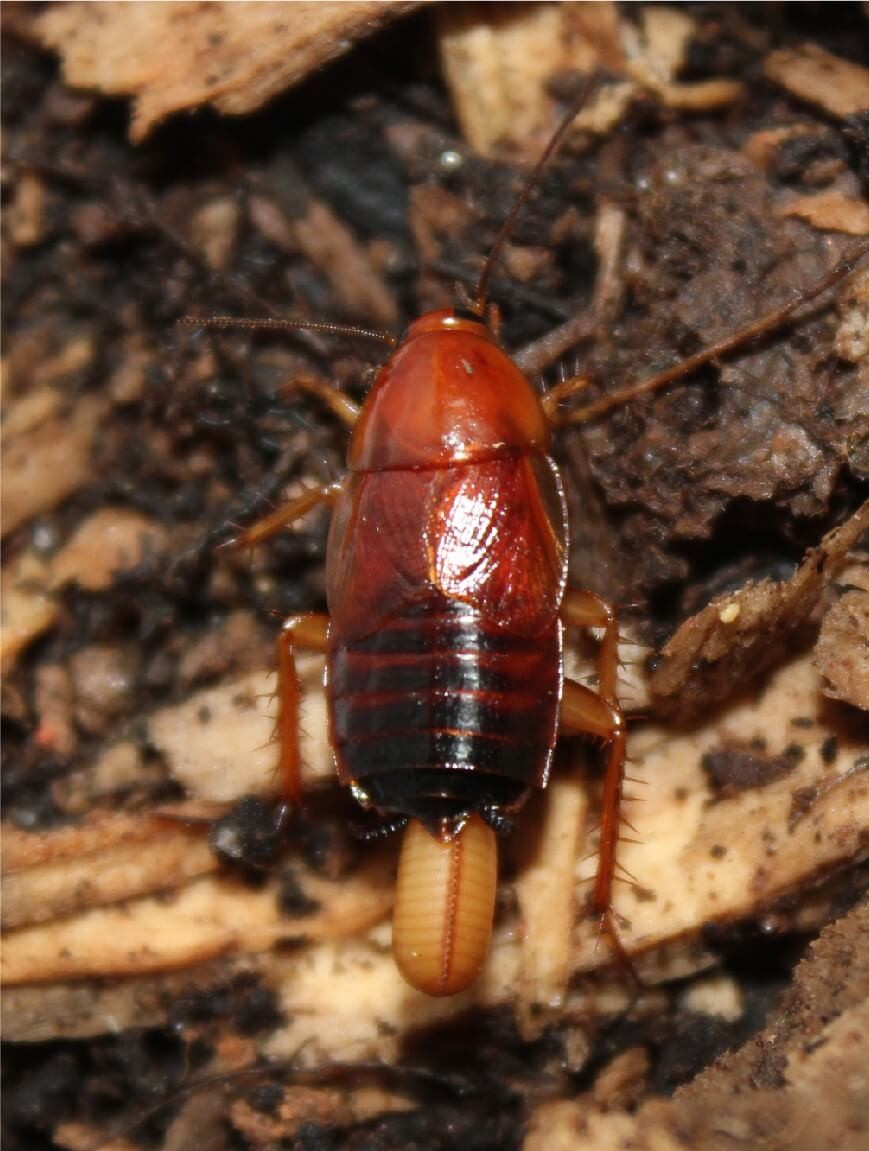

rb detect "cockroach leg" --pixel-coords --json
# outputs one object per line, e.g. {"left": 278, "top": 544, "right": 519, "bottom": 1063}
{"left": 559, "top": 589, "right": 633, "bottom": 974}
{"left": 554, "top": 239, "right": 869, "bottom": 426}
{"left": 560, "top": 589, "right": 620, "bottom": 700}
{"left": 221, "top": 479, "right": 343, "bottom": 550}
{"left": 282, "top": 375, "right": 361, "bottom": 427}
{"left": 541, "top": 372, "right": 591, "bottom": 421}
{"left": 275, "top": 613, "right": 330, "bottom": 805}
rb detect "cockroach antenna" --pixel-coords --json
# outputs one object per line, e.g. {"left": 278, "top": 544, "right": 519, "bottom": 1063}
{"left": 178, "top": 314, "right": 397, "bottom": 347}
{"left": 472, "top": 73, "right": 600, "bottom": 316}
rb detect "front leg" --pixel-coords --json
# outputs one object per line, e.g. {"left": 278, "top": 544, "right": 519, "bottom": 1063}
{"left": 223, "top": 480, "right": 343, "bottom": 551}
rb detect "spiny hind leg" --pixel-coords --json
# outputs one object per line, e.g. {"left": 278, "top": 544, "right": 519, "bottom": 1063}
{"left": 559, "top": 590, "right": 635, "bottom": 977}
{"left": 223, "top": 479, "right": 343, "bottom": 550}
{"left": 274, "top": 613, "right": 330, "bottom": 805}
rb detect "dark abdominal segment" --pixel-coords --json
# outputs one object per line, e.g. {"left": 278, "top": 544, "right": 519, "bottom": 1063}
{"left": 328, "top": 598, "right": 561, "bottom": 825}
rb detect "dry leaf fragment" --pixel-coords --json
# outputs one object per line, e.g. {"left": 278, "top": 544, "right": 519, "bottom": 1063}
{"left": 765, "top": 44, "right": 869, "bottom": 120}
{"left": 37, "top": 1, "right": 422, "bottom": 143}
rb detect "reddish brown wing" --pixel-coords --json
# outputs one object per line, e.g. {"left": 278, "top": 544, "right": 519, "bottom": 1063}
{"left": 326, "top": 469, "right": 432, "bottom": 637}
{"left": 431, "top": 454, "right": 567, "bottom": 635}
{"left": 326, "top": 454, "right": 567, "bottom": 640}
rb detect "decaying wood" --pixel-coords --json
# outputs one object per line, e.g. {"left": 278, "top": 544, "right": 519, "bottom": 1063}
{"left": 4, "top": 3, "right": 869, "bottom": 1148}
{"left": 1, "top": 812, "right": 217, "bottom": 929}
{"left": 146, "top": 660, "right": 331, "bottom": 801}
{"left": 650, "top": 502, "right": 869, "bottom": 713}
{"left": 437, "top": 1, "right": 742, "bottom": 156}
{"left": 815, "top": 587, "right": 869, "bottom": 709}
{"left": 525, "top": 898, "right": 869, "bottom": 1151}
{"left": 4, "top": 640, "right": 865, "bottom": 1043}
{"left": 33, "top": 1, "right": 423, "bottom": 142}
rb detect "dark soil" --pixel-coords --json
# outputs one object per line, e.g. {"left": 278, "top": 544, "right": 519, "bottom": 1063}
{"left": 2, "top": 5, "right": 867, "bottom": 1149}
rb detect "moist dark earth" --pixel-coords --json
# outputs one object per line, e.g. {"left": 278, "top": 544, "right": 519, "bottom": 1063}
{"left": 2, "top": 4, "right": 868, "bottom": 1149}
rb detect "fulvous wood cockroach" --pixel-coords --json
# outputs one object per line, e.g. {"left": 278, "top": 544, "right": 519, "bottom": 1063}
{"left": 194, "top": 81, "right": 868, "bottom": 998}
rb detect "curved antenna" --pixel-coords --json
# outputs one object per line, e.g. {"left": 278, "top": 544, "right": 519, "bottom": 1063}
{"left": 472, "top": 73, "right": 599, "bottom": 315}
{"left": 178, "top": 315, "right": 397, "bottom": 347}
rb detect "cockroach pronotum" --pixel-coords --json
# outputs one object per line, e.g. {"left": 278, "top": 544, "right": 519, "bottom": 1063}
{"left": 191, "top": 81, "right": 868, "bottom": 998}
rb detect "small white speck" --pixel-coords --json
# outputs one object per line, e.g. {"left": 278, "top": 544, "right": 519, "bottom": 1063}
{"left": 460, "top": 358, "right": 474, "bottom": 376}
{"left": 719, "top": 602, "right": 740, "bottom": 624}
{"left": 440, "top": 149, "right": 463, "bottom": 172}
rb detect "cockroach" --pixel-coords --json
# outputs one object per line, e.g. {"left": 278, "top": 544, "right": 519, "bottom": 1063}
{"left": 191, "top": 82, "right": 868, "bottom": 998}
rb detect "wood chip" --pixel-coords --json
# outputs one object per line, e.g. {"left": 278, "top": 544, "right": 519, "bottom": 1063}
{"left": 34, "top": 664, "right": 77, "bottom": 757}
{"left": 1, "top": 959, "right": 243, "bottom": 1042}
{"left": 1, "top": 395, "right": 104, "bottom": 538}
{"left": 36, "top": 1, "right": 422, "bottom": 143}
{"left": 147, "top": 662, "right": 332, "bottom": 802}
{"left": 572, "top": 651, "right": 869, "bottom": 971}
{"left": 765, "top": 43, "right": 869, "bottom": 120}
{"left": 231, "top": 1083, "right": 413, "bottom": 1144}
{"left": 437, "top": 0, "right": 741, "bottom": 155}
{"left": 1, "top": 812, "right": 217, "bottom": 929}
{"left": 53, "top": 740, "right": 159, "bottom": 815}
{"left": 189, "top": 195, "right": 240, "bottom": 271}
{"left": 514, "top": 765, "right": 589, "bottom": 1038}
{"left": 54, "top": 1122, "right": 137, "bottom": 1151}
{"left": 0, "top": 385, "right": 63, "bottom": 444}
{"left": 7, "top": 170, "right": 48, "bottom": 247}
{"left": 437, "top": 2, "right": 612, "bottom": 156}
{"left": 1, "top": 854, "right": 392, "bottom": 985}
{"left": 291, "top": 199, "right": 399, "bottom": 328}
{"left": 624, "top": 7, "right": 744, "bottom": 110}
{"left": 49, "top": 507, "right": 168, "bottom": 591}
{"left": 778, "top": 190, "right": 869, "bottom": 236}
{"left": 0, "top": 551, "right": 57, "bottom": 673}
